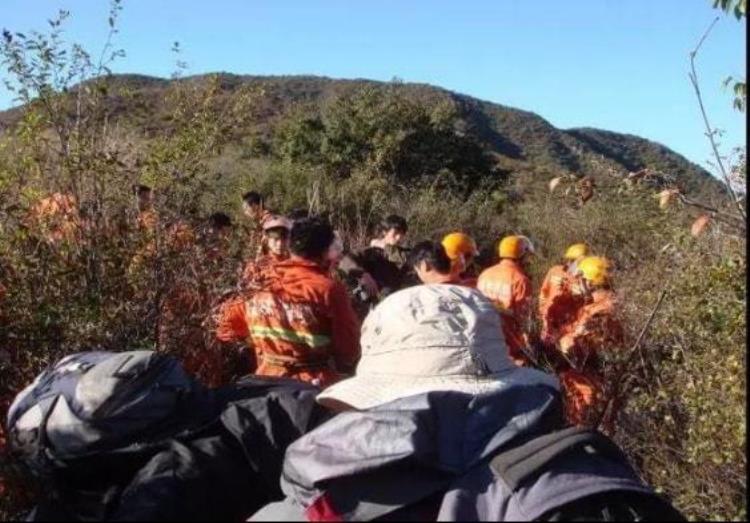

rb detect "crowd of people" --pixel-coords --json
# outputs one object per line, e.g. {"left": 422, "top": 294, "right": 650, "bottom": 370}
{"left": 3, "top": 185, "right": 686, "bottom": 522}
{"left": 18, "top": 184, "right": 625, "bottom": 428}
{"left": 201, "top": 188, "right": 621, "bottom": 428}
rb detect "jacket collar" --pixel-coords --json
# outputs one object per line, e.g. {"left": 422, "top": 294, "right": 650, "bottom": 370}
{"left": 277, "top": 256, "right": 327, "bottom": 272}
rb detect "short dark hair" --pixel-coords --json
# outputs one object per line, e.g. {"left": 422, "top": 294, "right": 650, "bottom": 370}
{"left": 408, "top": 240, "right": 451, "bottom": 274}
{"left": 287, "top": 208, "right": 310, "bottom": 221}
{"left": 379, "top": 214, "right": 408, "bottom": 235}
{"left": 290, "top": 217, "right": 335, "bottom": 260}
{"left": 132, "top": 184, "right": 152, "bottom": 196}
{"left": 242, "top": 191, "right": 263, "bottom": 206}
{"left": 208, "top": 212, "right": 232, "bottom": 229}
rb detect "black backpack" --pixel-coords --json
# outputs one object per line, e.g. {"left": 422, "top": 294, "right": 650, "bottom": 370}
{"left": 488, "top": 426, "right": 685, "bottom": 521}
{"left": 7, "top": 351, "right": 213, "bottom": 466}
{"left": 6, "top": 350, "right": 325, "bottom": 521}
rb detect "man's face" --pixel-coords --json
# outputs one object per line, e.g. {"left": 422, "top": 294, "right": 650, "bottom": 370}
{"left": 243, "top": 202, "right": 259, "bottom": 219}
{"left": 266, "top": 232, "right": 288, "bottom": 256}
{"left": 383, "top": 228, "right": 405, "bottom": 247}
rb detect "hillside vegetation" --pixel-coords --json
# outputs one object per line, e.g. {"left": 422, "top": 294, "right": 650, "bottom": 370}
{"left": 0, "top": 8, "right": 745, "bottom": 521}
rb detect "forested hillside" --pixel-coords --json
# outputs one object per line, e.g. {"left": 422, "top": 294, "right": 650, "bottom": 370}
{"left": 0, "top": 72, "right": 722, "bottom": 200}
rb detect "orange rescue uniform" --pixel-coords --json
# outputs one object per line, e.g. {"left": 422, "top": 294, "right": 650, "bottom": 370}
{"left": 240, "top": 252, "right": 289, "bottom": 291}
{"left": 556, "top": 288, "right": 623, "bottom": 428}
{"left": 538, "top": 264, "right": 584, "bottom": 346}
{"left": 27, "top": 193, "right": 81, "bottom": 244}
{"left": 215, "top": 257, "right": 361, "bottom": 387}
{"left": 477, "top": 259, "right": 532, "bottom": 365}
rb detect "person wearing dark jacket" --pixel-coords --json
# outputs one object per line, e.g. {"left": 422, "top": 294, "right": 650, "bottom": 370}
{"left": 249, "top": 284, "right": 683, "bottom": 521}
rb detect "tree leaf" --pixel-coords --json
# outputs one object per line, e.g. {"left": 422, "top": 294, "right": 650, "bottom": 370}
{"left": 691, "top": 214, "right": 711, "bottom": 237}
{"left": 657, "top": 189, "right": 680, "bottom": 209}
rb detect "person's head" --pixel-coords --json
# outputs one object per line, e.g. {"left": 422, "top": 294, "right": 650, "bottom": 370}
{"left": 287, "top": 208, "right": 310, "bottom": 222}
{"left": 242, "top": 191, "right": 264, "bottom": 219}
{"left": 316, "top": 284, "right": 558, "bottom": 411}
{"left": 497, "top": 235, "right": 535, "bottom": 265}
{"left": 378, "top": 215, "right": 408, "bottom": 246}
{"left": 207, "top": 212, "right": 232, "bottom": 239}
{"left": 132, "top": 184, "right": 153, "bottom": 212}
{"left": 408, "top": 241, "right": 453, "bottom": 284}
{"left": 262, "top": 216, "right": 292, "bottom": 256}
{"left": 575, "top": 256, "right": 612, "bottom": 292}
{"left": 441, "top": 232, "right": 478, "bottom": 276}
{"left": 289, "top": 216, "right": 336, "bottom": 264}
{"left": 563, "top": 243, "right": 589, "bottom": 270}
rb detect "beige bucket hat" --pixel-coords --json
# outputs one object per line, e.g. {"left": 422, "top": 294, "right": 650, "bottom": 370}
{"left": 317, "top": 284, "right": 558, "bottom": 410}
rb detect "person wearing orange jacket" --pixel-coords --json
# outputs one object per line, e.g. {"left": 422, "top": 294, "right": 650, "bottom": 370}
{"left": 554, "top": 256, "right": 624, "bottom": 429}
{"left": 539, "top": 243, "right": 590, "bottom": 347}
{"left": 215, "top": 215, "right": 293, "bottom": 374}
{"left": 215, "top": 216, "right": 361, "bottom": 388}
{"left": 240, "top": 215, "right": 292, "bottom": 292}
{"left": 477, "top": 235, "right": 535, "bottom": 366}
{"left": 441, "top": 232, "right": 480, "bottom": 287}
{"left": 26, "top": 192, "right": 81, "bottom": 244}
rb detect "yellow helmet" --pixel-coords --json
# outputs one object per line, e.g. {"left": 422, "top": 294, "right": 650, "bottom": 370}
{"left": 564, "top": 243, "right": 589, "bottom": 261}
{"left": 498, "top": 235, "right": 535, "bottom": 260}
{"left": 577, "top": 256, "right": 612, "bottom": 286}
{"left": 441, "top": 232, "right": 478, "bottom": 261}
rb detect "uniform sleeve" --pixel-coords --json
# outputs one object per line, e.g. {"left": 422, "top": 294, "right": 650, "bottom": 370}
{"left": 539, "top": 271, "right": 553, "bottom": 314}
{"left": 511, "top": 275, "right": 532, "bottom": 322}
{"left": 327, "top": 282, "right": 361, "bottom": 374}
{"left": 560, "top": 301, "right": 623, "bottom": 357}
{"left": 215, "top": 297, "right": 249, "bottom": 343}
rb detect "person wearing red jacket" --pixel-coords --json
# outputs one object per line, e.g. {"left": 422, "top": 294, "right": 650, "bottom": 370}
{"left": 240, "top": 215, "right": 292, "bottom": 292}
{"left": 216, "top": 216, "right": 360, "bottom": 388}
{"left": 539, "top": 243, "right": 590, "bottom": 347}
{"left": 477, "top": 235, "right": 535, "bottom": 366}
{"left": 555, "top": 256, "right": 624, "bottom": 429}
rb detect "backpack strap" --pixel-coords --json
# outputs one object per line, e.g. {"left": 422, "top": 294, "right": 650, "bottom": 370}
{"left": 490, "top": 426, "right": 630, "bottom": 491}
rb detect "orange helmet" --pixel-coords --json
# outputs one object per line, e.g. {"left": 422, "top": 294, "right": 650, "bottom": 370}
{"left": 441, "top": 232, "right": 478, "bottom": 261}
{"left": 498, "top": 235, "right": 535, "bottom": 260}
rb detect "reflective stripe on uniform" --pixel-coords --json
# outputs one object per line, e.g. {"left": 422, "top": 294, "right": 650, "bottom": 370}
{"left": 250, "top": 325, "right": 331, "bottom": 349}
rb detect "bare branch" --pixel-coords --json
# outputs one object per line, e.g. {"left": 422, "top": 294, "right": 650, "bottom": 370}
{"left": 597, "top": 288, "right": 669, "bottom": 430}
{"left": 677, "top": 193, "right": 745, "bottom": 226}
{"left": 688, "top": 17, "right": 747, "bottom": 221}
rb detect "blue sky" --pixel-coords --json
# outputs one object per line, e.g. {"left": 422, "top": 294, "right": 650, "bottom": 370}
{"left": 0, "top": 1, "right": 745, "bottom": 170}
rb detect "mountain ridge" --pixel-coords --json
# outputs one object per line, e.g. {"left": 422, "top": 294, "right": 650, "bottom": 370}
{"left": 0, "top": 72, "right": 720, "bottom": 197}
